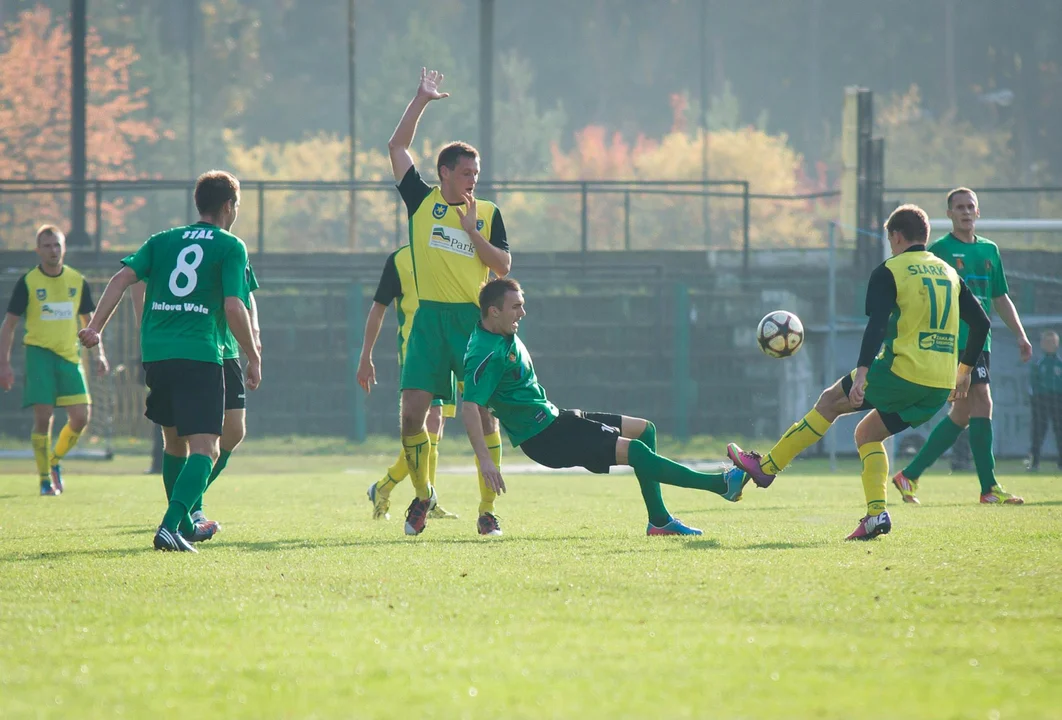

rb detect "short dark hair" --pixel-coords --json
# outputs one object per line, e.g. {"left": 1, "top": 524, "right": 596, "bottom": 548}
{"left": 479, "top": 277, "right": 522, "bottom": 317}
{"left": 35, "top": 224, "right": 64, "bottom": 245}
{"left": 194, "top": 170, "right": 240, "bottom": 216}
{"left": 437, "top": 142, "right": 479, "bottom": 177}
{"left": 946, "top": 186, "right": 977, "bottom": 209}
{"left": 885, "top": 204, "right": 930, "bottom": 245}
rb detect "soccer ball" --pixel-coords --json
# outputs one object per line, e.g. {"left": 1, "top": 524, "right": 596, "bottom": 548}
{"left": 756, "top": 310, "right": 804, "bottom": 358}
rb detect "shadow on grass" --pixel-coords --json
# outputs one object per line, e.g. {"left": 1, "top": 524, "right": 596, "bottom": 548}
{"left": 684, "top": 538, "right": 829, "bottom": 551}
{"left": 1023, "top": 500, "right": 1062, "bottom": 507}
{"left": 1, "top": 546, "right": 156, "bottom": 562}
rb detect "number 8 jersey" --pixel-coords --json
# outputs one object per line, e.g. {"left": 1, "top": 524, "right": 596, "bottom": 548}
{"left": 871, "top": 247, "right": 964, "bottom": 390}
{"left": 122, "top": 221, "right": 251, "bottom": 364}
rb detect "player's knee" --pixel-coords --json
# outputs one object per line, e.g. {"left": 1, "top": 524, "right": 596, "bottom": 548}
{"left": 221, "top": 412, "right": 246, "bottom": 451}
{"left": 69, "top": 406, "right": 90, "bottom": 432}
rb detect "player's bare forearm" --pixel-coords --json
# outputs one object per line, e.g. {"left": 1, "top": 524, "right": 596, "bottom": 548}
{"left": 993, "top": 295, "right": 1028, "bottom": 340}
{"left": 89, "top": 267, "right": 138, "bottom": 333}
{"left": 470, "top": 233, "right": 511, "bottom": 277}
{"left": 462, "top": 401, "right": 493, "bottom": 462}
{"left": 249, "top": 293, "right": 262, "bottom": 353}
{"left": 360, "top": 303, "right": 387, "bottom": 361}
{"left": 129, "top": 281, "right": 146, "bottom": 328}
{"left": 225, "top": 297, "right": 261, "bottom": 365}
{"left": 0, "top": 313, "right": 18, "bottom": 365}
{"left": 388, "top": 96, "right": 430, "bottom": 182}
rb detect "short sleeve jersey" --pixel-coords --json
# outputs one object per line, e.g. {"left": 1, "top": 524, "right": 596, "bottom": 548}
{"left": 122, "top": 222, "right": 250, "bottom": 364}
{"left": 867, "top": 249, "right": 964, "bottom": 390}
{"left": 6, "top": 266, "right": 95, "bottom": 364}
{"left": 372, "top": 245, "right": 418, "bottom": 364}
{"left": 221, "top": 264, "right": 259, "bottom": 360}
{"left": 397, "top": 167, "right": 509, "bottom": 306}
{"left": 928, "top": 233, "right": 1008, "bottom": 351}
{"left": 463, "top": 323, "right": 558, "bottom": 446}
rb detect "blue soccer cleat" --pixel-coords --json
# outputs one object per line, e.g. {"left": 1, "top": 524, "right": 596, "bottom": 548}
{"left": 647, "top": 517, "right": 704, "bottom": 536}
{"left": 50, "top": 464, "right": 64, "bottom": 494}
{"left": 721, "top": 465, "right": 751, "bottom": 502}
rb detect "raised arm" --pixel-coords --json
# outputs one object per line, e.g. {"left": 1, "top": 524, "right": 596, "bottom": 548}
{"left": 388, "top": 68, "right": 449, "bottom": 183}
{"left": 993, "top": 294, "right": 1033, "bottom": 362}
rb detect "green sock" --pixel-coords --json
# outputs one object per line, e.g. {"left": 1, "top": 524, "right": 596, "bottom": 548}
{"left": 632, "top": 423, "right": 669, "bottom": 526}
{"left": 968, "top": 418, "right": 997, "bottom": 494}
{"left": 162, "top": 453, "right": 187, "bottom": 501}
{"left": 162, "top": 454, "right": 213, "bottom": 533}
{"left": 628, "top": 440, "right": 727, "bottom": 495}
{"left": 640, "top": 421, "right": 657, "bottom": 452}
{"left": 191, "top": 449, "right": 231, "bottom": 514}
{"left": 903, "top": 416, "right": 963, "bottom": 480}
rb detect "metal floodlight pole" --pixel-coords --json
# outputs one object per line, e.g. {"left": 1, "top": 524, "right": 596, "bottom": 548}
{"left": 699, "top": 0, "right": 710, "bottom": 249}
{"left": 187, "top": 0, "right": 196, "bottom": 221}
{"left": 348, "top": 0, "right": 357, "bottom": 249}
{"left": 479, "top": 0, "right": 494, "bottom": 198}
{"left": 70, "top": 0, "right": 87, "bottom": 245}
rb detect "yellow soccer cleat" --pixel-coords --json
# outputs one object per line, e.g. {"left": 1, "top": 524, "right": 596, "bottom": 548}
{"left": 428, "top": 504, "right": 459, "bottom": 520}
{"left": 367, "top": 481, "right": 391, "bottom": 520}
{"left": 892, "top": 471, "right": 920, "bottom": 504}
{"left": 980, "top": 486, "right": 1024, "bottom": 505}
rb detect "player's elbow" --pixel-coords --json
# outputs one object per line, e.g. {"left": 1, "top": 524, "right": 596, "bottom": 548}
{"left": 492, "top": 253, "right": 512, "bottom": 278}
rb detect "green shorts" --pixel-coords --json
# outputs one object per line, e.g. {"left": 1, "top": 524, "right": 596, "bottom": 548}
{"left": 401, "top": 301, "right": 479, "bottom": 401}
{"left": 842, "top": 363, "right": 951, "bottom": 433}
{"left": 23, "top": 345, "right": 90, "bottom": 408}
{"left": 398, "top": 361, "right": 458, "bottom": 416}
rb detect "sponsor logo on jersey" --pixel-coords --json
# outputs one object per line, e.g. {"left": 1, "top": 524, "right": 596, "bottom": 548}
{"left": 429, "top": 225, "right": 475, "bottom": 258}
{"left": 36, "top": 288, "right": 46, "bottom": 300}
{"left": 40, "top": 301, "right": 74, "bottom": 321}
{"left": 432, "top": 203, "right": 448, "bottom": 219}
{"left": 151, "top": 300, "right": 210, "bottom": 315}
{"left": 918, "top": 332, "right": 956, "bottom": 353}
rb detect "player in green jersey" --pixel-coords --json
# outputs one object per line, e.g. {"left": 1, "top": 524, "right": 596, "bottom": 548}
{"left": 462, "top": 278, "right": 751, "bottom": 537}
{"left": 80, "top": 170, "right": 261, "bottom": 553}
{"left": 892, "top": 188, "right": 1033, "bottom": 505}
{"left": 130, "top": 264, "right": 261, "bottom": 539}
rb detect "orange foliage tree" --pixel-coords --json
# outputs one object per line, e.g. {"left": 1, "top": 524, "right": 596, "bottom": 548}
{"left": 0, "top": 7, "right": 166, "bottom": 248}
{"left": 544, "top": 95, "right": 830, "bottom": 250}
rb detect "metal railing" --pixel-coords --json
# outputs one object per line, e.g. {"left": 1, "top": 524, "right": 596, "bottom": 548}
{"left": 0, "top": 178, "right": 814, "bottom": 264}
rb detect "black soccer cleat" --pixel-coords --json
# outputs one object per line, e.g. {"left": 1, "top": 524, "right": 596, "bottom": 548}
{"left": 153, "top": 525, "right": 198, "bottom": 553}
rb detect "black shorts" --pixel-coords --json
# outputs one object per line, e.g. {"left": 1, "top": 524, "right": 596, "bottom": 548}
{"left": 968, "top": 351, "right": 990, "bottom": 386}
{"left": 143, "top": 359, "right": 224, "bottom": 437}
{"left": 224, "top": 358, "right": 246, "bottom": 410}
{"left": 519, "top": 409, "right": 622, "bottom": 474}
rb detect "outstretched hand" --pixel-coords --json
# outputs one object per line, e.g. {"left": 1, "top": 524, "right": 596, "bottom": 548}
{"left": 417, "top": 67, "right": 450, "bottom": 101}
{"left": 478, "top": 457, "right": 506, "bottom": 495}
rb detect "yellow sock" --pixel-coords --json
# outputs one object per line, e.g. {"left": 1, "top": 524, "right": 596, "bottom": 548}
{"left": 427, "top": 431, "right": 441, "bottom": 487}
{"left": 376, "top": 451, "right": 408, "bottom": 495}
{"left": 476, "top": 431, "right": 503, "bottom": 514}
{"left": 402, "top": 430, "right": 432, "bottom": 500}
{"left": 761, "top": 409, "right": 833, "bottom": 475}
{"left": 30, "top": 432, "right": 51, "bottom": 480}
{"left": 858, "top": 442, "right": 889, "bottom": 515}
{"left": 52, "top": 423, "right": 82, "bottom": 462}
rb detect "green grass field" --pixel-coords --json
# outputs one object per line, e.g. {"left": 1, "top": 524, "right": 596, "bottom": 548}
{"left": 1, "top": 452, "right": 1060, "bottom": 719}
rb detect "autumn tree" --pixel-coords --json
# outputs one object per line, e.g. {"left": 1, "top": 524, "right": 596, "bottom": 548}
{"left": 0, "top": 6, "right": 167, "bottom": 249}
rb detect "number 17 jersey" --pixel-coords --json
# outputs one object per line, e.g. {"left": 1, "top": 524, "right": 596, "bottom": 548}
{"left": 122, "top": 221, "right": 250, "bottom": 364}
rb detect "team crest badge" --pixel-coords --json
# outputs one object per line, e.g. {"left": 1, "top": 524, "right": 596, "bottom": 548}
{"left": 954, "top": 258, "right": 964, "bottom": 270}
{"left": 984, "top": 260, "right": 993, "bottom": 272}
{"left": 432, "top": 203, "right": 448, "bottom": 219}
{"left": 68, "top": 287, "right": 77, "bottom": 297}
{"left": 476, "top": 219, "right": 484, "bottom": 231}
{"left": 508, "top": 352, "right": 516, "bottom": 363}
{"left": 36, "top": 288, "right": 46, "bottom": 300}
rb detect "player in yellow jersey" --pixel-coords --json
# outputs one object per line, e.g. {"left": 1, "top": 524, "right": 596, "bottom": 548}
{"left": 0, "top": 225, "right": 109, "bottom": 495}
{"left": 357, "top": 245, "right": 459, "bottom": 521}
{"left": 728, "top": 205, "right": 991, "bottom": 540}
{"left": 388, "top": 68, "right": 512, "bottom": 536}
